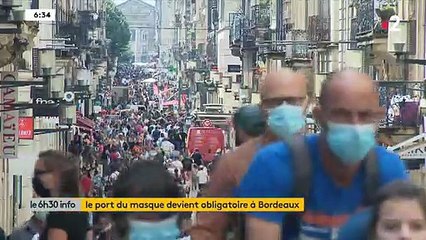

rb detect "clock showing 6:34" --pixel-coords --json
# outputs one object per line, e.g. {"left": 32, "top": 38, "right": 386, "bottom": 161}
{"left": 24, "top": 9, "right": 56, "bottom": 22}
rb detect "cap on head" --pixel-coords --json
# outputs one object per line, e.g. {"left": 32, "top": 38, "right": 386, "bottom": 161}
{"left": 233, "top": 104, "right": 266, "bottom": 137}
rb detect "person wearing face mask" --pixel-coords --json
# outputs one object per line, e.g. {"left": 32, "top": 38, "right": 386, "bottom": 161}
{"left": 32, "top": 150, "right": 91, "bottom": 240}
{"left": 191, "top": 69, "right": 308, "bottom": 240}
{"left": 111, "top": 160, "right": 186, "bottom": 240}
{"left": 237, "top": 70, "right": 408, "bottom": 240}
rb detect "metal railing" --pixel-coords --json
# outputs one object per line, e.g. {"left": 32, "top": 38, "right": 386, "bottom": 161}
{"left": 285, "top": 29, "right": 310, "bottom": 60}
{"left": 356, "top": 0, "right": 374, "bottom": 36}
{"left": 250, "top": 4, "right": 270, "bottom": 29}
{"left": 308, "top": 15, "right": 330, "bottom": 42}
{"left": 229, "top": 12, "right": 244, "bottom": 47}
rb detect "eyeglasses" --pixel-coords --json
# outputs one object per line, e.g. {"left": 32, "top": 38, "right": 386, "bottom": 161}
{"left": 262, "top": 97, "right": 306, "bottom": 110}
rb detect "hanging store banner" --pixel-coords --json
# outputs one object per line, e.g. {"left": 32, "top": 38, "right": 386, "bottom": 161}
{"left": 1, "top": 72, "right": 19, "bottom": 158}
{"left": 31, "top": 87, "right": 60, "bottom": 117}
{"left": 18, "top": 117, "right": 34, "bottom": 140}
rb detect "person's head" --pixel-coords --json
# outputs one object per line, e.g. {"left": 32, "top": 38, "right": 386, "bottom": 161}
{"left": 260, "top": 69, "right": 308, "bottom": 141}
{"left": 111, "top": 161, "right": 182, "bottom": 239}
{"left": 370, "top": 180, "right": 426, "bottom": 240}
{"left": 313, "top": 70, "right": 384, "bottom": 165}
{"left": 233, "top": 104, "right": 266, "bottom": 146}
{"left": 33, "top": 150, "right": 80, "bottom": 197}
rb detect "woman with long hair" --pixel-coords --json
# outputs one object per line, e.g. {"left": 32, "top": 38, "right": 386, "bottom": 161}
{"left": 33, "top": 150, "right": 91, "bottom": 240}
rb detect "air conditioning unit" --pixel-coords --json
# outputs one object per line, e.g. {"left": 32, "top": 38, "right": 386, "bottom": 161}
{"left": 59, "top": 104, "right": 76, "bottom": 125}
{"left": 76, "top": 69, "right": 90, "bottom": 86}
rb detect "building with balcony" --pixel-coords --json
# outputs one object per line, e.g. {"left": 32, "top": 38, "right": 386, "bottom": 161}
{"left": 0, "top": 0, "right": 107, "bottom": 232}
{"left": 156, "top": 0, "right": 178, "bottom": 66}
{"left": 117, "top": 0, "right": 157, "bottom": 63}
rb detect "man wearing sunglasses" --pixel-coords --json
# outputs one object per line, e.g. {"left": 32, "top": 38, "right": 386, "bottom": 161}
{"left": 191, "top": 69, "right": 309, "bottom": 240}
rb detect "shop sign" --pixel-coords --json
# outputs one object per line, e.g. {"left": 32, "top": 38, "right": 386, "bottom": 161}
{"left": 31, "top": 87, "right": 60, "bottom": 117}
{"left": 1, "top": 72, "right": 19, "bottom": 158}
{"left": 18, "top": 117, "right": 34, "bottom": 140}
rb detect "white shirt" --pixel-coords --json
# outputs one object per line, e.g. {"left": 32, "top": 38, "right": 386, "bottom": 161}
{"left": 197, "top": 167, "right": 209, "bottom": 184}
{"left": 171, "top": 160, "right": 183, "bottom": 170}
{"left": 161, "top": 140, "right": 175, "bottom": 153}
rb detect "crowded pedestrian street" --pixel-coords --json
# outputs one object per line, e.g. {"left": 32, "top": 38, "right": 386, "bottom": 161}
{"left": 1, "top": 0, "right": 426, "bottom": 239}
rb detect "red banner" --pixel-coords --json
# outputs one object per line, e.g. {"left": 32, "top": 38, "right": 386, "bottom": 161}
{"left": 19, "top": 117, "right": 34, "bottom": 140}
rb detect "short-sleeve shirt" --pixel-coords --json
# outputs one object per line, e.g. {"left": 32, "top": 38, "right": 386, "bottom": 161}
{"left": 237, "top": 135, "right": 407, "bottom": 239}
{"left": 40, "top": 212, "right": 89, "bottom": 240}
{"left": 337, "top": 208, "right": 372, "bottom": 240}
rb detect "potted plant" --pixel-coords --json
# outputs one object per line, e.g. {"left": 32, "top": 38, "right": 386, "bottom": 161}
{"left": 375, "top": 3, "right": 397, "bottom": 30}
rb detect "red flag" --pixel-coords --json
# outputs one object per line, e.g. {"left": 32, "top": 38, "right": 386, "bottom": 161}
{"left": 181, "top": 93, "right": 187, "bottom": 105}
{"left": 153, "top": 84, "right": 159, "bottom": 95}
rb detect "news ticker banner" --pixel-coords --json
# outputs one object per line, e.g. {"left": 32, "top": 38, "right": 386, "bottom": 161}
{"left": 30, "top": 198, "right": 304, "bottom": 212}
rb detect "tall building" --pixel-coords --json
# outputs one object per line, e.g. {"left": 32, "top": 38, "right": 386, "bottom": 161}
{"left": 156, "top": 0, "right": 177, "bottom": 65}
{"left": 118, "top": 0, "right": 157, "bottom": 62}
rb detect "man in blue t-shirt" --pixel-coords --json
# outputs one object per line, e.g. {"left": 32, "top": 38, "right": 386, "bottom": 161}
{"left": 237, "top": 70, "right": 408, "bottom": 240}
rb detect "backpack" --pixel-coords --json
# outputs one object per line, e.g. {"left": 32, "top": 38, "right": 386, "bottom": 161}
{"left": 284, "top": 136, "right": 379, "bottom": 236}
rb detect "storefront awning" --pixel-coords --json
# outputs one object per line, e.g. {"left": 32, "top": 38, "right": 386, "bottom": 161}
{"left": 77, "top": 115, "right": 95, "bottom": 129}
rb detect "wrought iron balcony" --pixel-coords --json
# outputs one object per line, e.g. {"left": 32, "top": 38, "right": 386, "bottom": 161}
{"left": 229, "top": 12, "right": 244, "bottom": 49}
{"left": 355, "top": 0, "right": 374, "bottom": 36}
{"left": 250, "top": 4, "right": 270, "bottom": 29}
{"left": 258, "top": 26, "right": 286, "bottom": 55}
{"left": 285, "top": 29, "right": 310, "bottom": 61}
{"left": 349, "top": 18, "right": 358, "bottom": 49}
{"left": 308, "top": 15, "right": 330, "bottom": 42}
{"left": 241, "top": 25, "right": 256, "bottom": 51}
{"left": 78, "top": 11, "right": 99, "bottom": 30}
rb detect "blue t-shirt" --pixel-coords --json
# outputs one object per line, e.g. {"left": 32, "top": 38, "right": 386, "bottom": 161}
{"left": 337, "top": 208, "right": 373, "bottom": 240}
{"left": 237, "top": 135, "right": 407, "bottom": 239}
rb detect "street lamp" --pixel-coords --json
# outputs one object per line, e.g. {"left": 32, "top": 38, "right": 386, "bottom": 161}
{"left": 387, "top": 16, "right": 409, "bottom": 94}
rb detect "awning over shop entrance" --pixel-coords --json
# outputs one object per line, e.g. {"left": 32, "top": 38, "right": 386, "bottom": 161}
{"left": 77, "top": 115, "right": 95, "bottom": 129}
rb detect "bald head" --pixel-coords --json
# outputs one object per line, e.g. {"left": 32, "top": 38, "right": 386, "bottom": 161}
{"left": 315, "top": 70, "right": 383, "bottom": 125}
{"left": 260, "top": 69, "right": 307, "bottom": 102}
{"left": 319, "top": 70, "right": 378, "bottom": 108}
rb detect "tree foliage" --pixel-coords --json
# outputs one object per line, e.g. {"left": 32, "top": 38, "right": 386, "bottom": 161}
{"left": 105, "top": 0, "right": 131, "bottom": 57}
{"left": 118, "top": 49, "right": 133, "bottom": 63}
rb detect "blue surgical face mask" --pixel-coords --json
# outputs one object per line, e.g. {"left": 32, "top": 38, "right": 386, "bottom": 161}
{"left": 128, "top": 216, "right": 180, "bottom": 240}
{"left": 34, "top": 211, "right": 48, "bottom": 222}
{"left": 326, "top": 122, "right": 376, "bottom": 165}
{"left": 267, "top": 103, "right": 306, "bottom": 141}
